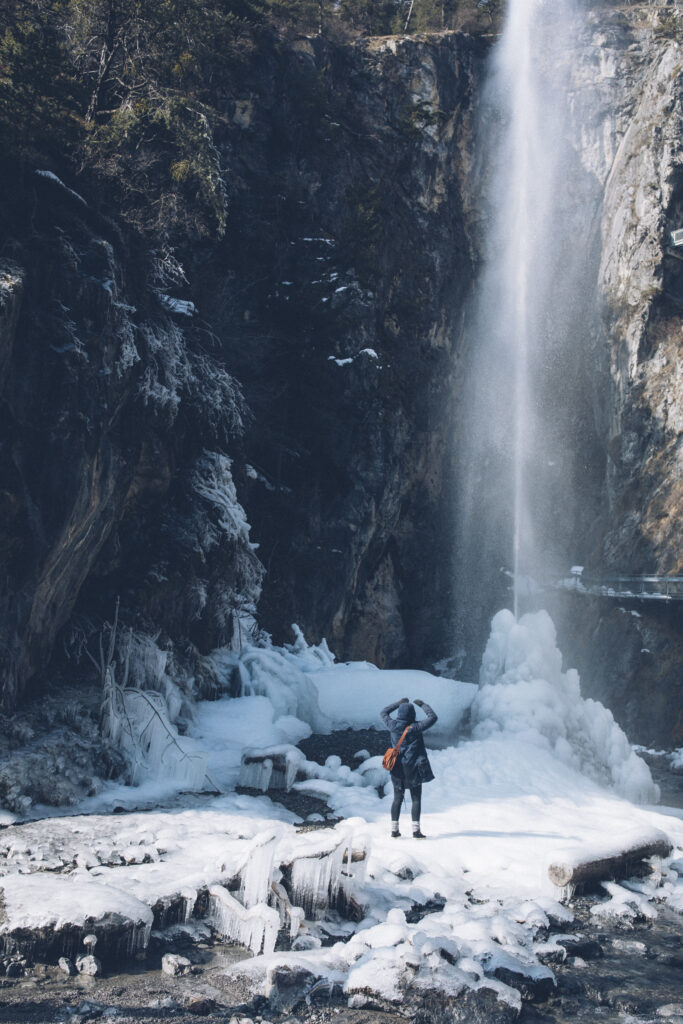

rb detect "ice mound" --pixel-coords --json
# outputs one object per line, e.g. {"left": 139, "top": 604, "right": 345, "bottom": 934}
{"left": 472, "top": 610, "right": 658, "bottom": 804}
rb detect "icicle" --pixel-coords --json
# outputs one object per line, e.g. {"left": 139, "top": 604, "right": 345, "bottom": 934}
{"left": 271, "top": 880, "right": 306, "bottom": 942}
{"left": 207, "top": 886, "right": 280, "bottom": 955}
{"left": 239, "top": 757, "right": 273, "bottom": 792}
{"left": 240, "top": 835, "right": 277, "bottom": 909}
{"left": 181, "top": 888, "right": 198, "bottom": 922}
{"left": 288, "top": 833, "right": 366, "bottom": 920}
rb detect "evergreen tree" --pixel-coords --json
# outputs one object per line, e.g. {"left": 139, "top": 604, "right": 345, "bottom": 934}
{"left": 0, "top": 0, "right": 82, "bottom": 164}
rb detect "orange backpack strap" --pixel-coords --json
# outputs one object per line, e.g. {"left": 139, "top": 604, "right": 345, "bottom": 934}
{"left": 395, "top": 725, "right": 411, "bottom": 751}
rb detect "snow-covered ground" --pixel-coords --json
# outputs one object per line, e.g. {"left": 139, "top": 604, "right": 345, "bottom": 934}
{"left": 1, "top": 610, "right": 682, "bottom": 1011}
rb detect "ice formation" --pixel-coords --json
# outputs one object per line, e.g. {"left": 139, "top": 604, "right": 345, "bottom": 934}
{"left": 101, "top": 677, "right": 208, "bottom": 790}
{"left": 472, "top": 610, "right": 659, "bottom": 804}
{"left": 208, "top": 885, "right": 280, "bottom": 955}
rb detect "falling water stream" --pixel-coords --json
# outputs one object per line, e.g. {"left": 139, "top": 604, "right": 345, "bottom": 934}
{"left": 455, "top": 0, "right": 602, "bottom": 658}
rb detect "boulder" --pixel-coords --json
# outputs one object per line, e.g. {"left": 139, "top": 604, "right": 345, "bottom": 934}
{"left": 76, "top": 955, "right": 103, "bottom": 976}
{"left": 162, "top": 953, "right": 193, "bottom": 977}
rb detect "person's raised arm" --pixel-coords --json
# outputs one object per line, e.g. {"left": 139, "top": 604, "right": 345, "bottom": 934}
{"left": 412, "top": 699, "right": 437, "bottom": 732}
{"left": 380, "top": 697, "right": 409, "bottom": 729}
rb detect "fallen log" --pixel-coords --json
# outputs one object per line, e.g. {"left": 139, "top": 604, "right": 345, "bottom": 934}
{"left": 548, "top": 828, "right": 672, "bottom": 888}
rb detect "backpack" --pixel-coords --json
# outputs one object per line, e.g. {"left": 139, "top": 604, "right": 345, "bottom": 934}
{"left": 382, "top": 725, "right": 411, "bottom": 771}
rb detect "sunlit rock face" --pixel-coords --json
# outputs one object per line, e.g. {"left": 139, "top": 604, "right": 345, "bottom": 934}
{"left": 566, "top": 8, "right": 683, "bottom": 576}
{"left": 551, "top": 9, "right": 683, "bottom": 749}
{"left": 451, "top": 3, "right": 682, "bottom": 745}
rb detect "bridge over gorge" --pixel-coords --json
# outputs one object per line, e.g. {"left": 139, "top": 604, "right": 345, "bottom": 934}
{"left": 551, "top": 572, "right": 683, "bottom": 602}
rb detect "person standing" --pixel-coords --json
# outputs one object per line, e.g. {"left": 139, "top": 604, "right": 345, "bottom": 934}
{"left": 380, "top": 697, "right": 437, "bottom": 839}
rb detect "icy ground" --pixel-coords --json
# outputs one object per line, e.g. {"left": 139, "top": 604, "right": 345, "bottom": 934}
{"left": 1, "top": 611, "right": 682, "bottom": 1016}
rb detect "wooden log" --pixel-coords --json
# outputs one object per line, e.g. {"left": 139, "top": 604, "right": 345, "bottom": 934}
{"left": 548, "top": 830, "right": 672, "bottom": 888}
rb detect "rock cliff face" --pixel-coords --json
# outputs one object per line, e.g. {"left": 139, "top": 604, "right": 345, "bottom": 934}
{"left": 0, "top": 31, "right": 484, "bottom": 715}
{"left": 0, "top": 11, "right": 681, "bottom": 749}
{"left": 551, "top": 6, "right": 683, "bottom": 747}
{"left": 568, "top": 6, "right": 683, "bottom": 576}
{"left": 0, "top": 174, "right": 261, "bottom": 713}
{"left": 196, "top": 32, "right": 484, "bottom": 667}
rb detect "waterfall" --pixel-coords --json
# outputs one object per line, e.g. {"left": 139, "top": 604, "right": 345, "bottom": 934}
{"left": 455, "top": 0, "right": 603, "bottom": 666}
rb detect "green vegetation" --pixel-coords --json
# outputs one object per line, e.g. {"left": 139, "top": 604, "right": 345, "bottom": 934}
{"left": 264, "top": 0, "right": 503, "bottom": 36}
{"left": 0, "top": 0, "right": 498, "bottom": 243}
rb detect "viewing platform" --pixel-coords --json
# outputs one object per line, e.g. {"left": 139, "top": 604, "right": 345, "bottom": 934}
{"left": 552, "top": 571, "right": 683, "bottom": 602}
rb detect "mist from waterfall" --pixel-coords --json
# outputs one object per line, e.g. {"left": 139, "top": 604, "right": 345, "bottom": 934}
{"left": 455, "top": 0, "right": 603, "bottom": 670}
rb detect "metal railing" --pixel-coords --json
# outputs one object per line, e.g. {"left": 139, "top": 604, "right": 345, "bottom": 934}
{"left": 554, "top": 574, "right": 683, "bottom": 601}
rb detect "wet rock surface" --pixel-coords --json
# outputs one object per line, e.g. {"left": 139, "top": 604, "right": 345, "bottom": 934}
{"left": 524, "top": 900, "right": 683, "bottom": 1024}
{"left": 0, "top": 897, "right": 681, "bottom": 1024}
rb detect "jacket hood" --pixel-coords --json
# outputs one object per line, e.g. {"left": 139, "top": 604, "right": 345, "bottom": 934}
{"left": 396, "top": 702, "right": 416, "bottom": 724}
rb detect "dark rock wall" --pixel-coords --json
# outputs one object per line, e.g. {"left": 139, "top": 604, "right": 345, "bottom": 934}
{"left": 0, "top": 173, "right": 261, "bottom": 711}
{"left": 0, "top": 31, "right": 484, "bottom": 711}
{"left": 194, "top": 32, "right": 485, "bottom": 666}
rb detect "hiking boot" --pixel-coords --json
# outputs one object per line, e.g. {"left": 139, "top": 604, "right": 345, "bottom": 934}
{"left": 412, "top": 830, "right": 427, "bottom": 839}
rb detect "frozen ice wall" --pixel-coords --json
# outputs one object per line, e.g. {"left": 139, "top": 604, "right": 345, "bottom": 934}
{"left": 472, "top": 610, "right": 658, "bottom": 804}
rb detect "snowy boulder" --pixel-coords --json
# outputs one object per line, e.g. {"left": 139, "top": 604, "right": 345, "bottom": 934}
{"left": 59, "top": 956, "right": 77, "bottom": 976}
{"left": 492, "top": 965, "right": 555, "bottom": 1004}
{"left": 0, "top": 875, "right": 153, "bottom": 968}
{"left": 239, "top": 746, "right": 305, "bottom": 792}
{"left": 548, "top": 827, "right": 672, "bottom": 888}
{"left": 162, "top": 953, "right": 193, "bottom": 977}
{"left": 76, "top": 954, "right": 102, "bottom": 976}
{"left": 307, "top": 663, "right": 476, "bottom": 745}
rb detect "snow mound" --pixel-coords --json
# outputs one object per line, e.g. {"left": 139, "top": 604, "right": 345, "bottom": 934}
{"left": 308, "top": 664, "right": 475, "bottom": 745}
{"left": 472, "top": 610, "right": 658, "bottom": 804}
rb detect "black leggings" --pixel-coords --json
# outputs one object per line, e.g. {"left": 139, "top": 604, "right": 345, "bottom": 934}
{"left": 391, "top": 779, "right": 422, "bottom": 822}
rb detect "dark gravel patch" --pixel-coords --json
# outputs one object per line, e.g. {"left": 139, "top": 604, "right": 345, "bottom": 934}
{"left": 234, "top": 787, "right": 329, "bottom": 821}
{"left": 298, "top": 728, "right": 387, "bottom": 768}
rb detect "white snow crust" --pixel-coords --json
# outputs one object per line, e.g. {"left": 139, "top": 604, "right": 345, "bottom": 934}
{"left": 1, "top": 611, "right": 681, "bottom": 1008}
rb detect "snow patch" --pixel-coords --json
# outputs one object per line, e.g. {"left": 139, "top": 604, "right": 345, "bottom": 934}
{"left": 35, "top": 169, "right": 87, "bottom": 205}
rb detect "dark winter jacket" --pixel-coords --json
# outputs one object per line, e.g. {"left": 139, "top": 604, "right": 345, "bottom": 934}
{"left": 380, "top": 699, "right": 437, "bottom": 786}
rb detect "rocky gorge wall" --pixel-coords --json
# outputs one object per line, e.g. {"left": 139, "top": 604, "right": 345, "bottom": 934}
{"left": 551, "top": 3, "right": 683, "bottom": 748}
{"left": 0, "top": 29, "right": 485, "bottom": 720}
{"left": 0, "top": 6, "right": 681, "bottom": 751}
